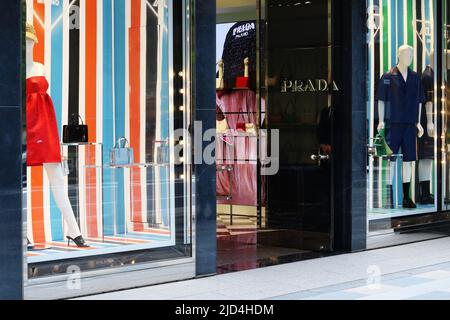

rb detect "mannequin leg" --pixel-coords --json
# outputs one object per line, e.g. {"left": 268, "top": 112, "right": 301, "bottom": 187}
{"left": 402, "top": 161, "right": 412, "bottom": 183}
{"left": 43, "top": 163, "right": 82, "bottom": 239}
{"left": 419, "top": 159, "right": 434, "bottom": 204}
{"left": 402, "top": 161, "right": 416, "bottom": 208}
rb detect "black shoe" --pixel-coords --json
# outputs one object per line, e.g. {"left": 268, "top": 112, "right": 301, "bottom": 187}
{"left": 67, "top": 236, "right": 89, "bottom": 247}
{"left": 27, "top": 238, "right": 34, "bottom": 250}
{"left": 402, "top": 198, "right": 417, "bottom": 209}
{"left": 420, "top": 194, "right": 435, "bottom": 205}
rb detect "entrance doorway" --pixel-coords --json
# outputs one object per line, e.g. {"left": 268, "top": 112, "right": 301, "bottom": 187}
{"left": 216, "top": 0, "right": 336, "bottom": 272}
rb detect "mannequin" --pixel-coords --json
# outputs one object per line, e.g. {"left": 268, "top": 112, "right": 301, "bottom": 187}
{"left": 26, "top": 23, "right": 88, "bottom": 247}
{"left": 377, "top": 44, "right": 426, "bottom": 209}
{"left": 417, "top": 50, "right": 435, "bottom": 204}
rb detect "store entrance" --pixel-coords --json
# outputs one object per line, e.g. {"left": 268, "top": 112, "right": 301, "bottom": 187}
{"left": 261, "top": 0, "right": 334, "bottom": 253}
{"left": 216, "top": 0, "right": 335, "bottom": 272}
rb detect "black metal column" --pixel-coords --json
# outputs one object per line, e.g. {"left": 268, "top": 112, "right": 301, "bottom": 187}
{"left": 0, "top": 0, "right": 24, "bottom": 300}
{"left": 193, "top": 0, "right": 217, "bottom": 276}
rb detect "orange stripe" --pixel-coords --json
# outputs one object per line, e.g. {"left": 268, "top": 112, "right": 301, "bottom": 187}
{"left": 33, "top": 0, "right": 45, "bottom": 64}
{"left": 85, "top": 0, "right": 98, "bottom": 238}
{"left": 31, "top": 167, "right": 46, "bottom": 243}
{"left": 129, "top": 0, "right": 143, "bottom": 231}
{"left": 30, "top": 0, "right": 46, "bottom": 244}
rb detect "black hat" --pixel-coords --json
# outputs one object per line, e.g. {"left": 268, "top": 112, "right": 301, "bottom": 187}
{"left": 221, "top": 21, "right": 258, "bottom": 90}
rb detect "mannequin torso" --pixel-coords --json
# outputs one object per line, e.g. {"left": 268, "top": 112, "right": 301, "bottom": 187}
{"left": 26, "top": 40, "right": 45, "bottom": 79}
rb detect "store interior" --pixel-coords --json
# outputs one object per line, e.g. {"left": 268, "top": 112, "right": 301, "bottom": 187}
{"left": 215, "top": 0, "right": 333, "bottom": 272}
{"left": 24, "top": 0, "right": 189, "bottom": 273}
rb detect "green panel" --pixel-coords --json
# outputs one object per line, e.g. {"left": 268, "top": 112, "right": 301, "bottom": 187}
{"left": 407, "top": 0, "right": 414, "bottom": 48}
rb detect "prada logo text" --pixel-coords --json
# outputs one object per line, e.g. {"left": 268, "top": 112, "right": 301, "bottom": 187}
{"left": 281, "top": 79, "right": 340, "bottom": 93}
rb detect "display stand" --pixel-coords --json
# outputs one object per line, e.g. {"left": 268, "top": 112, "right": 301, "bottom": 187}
{"left": 61, "top": 142, "right": 104, "bottom": 241}
{"left": 108, "top": 162, "right": 171, "bottom": 236}
{"left": 368, "top": 153, "right": 402, "bottom": 212}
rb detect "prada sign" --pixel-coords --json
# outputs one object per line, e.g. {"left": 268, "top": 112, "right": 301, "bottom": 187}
{"left": 281, "top": 79, "right": 340, "bottom": 93}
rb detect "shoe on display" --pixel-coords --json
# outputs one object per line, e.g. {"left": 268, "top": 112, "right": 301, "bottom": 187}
{"left": 420, "top": 194, "right": 435, "bottom": 205}
{"left": 402, "top": 198, "right": 417, "bottom": 209}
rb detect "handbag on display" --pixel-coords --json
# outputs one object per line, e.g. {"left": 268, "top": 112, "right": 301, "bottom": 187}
{"left": 216, "top": 60, "right": 225, "bottom": 90}
{"left": 63, "top": 114, "right": 88, "bottom": 143}
{"left": 245, "top": 123, "right": 257, "bottom": 135}
{"left": 235, "top": 57, "right": 250, "bottom": 88}
{"left": 236, "top": 109, "right": 247, "bottom": 132}
{"left": 110, "top": 137, "right": 134, "bottom": 166}
{"left": 155, "top": 139, "right": 170, "bottom": 165}
{"left": 374, "top": 128, "right": 393, "bottom": 157}
{"left": 217, "top": 118, "right": 228, "bottom": 134}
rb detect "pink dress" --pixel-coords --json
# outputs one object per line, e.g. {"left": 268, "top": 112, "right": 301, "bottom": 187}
{"left": 216, "top": 90, "right": 266, "bottom": 206}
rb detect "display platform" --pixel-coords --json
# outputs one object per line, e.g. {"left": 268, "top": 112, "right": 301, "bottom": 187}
{"left": 368, "top": 204, "right": 436, "bottom": 221}
{"left": 27, "top": 230, "right": 171, "bottom": 263}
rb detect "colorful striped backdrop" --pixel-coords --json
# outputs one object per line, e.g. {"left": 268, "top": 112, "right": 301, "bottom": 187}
{"left": 367, "top": 0, "right": 436, "bottom": 210}
{"left": 26, "top": 0, "right": 173, "bottom": 243}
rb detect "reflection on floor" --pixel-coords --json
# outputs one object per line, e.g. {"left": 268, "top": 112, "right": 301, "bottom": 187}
{"left": 27, "top": 230, "right": 171, "bottom": 262}
{"left": 216, "top": 205, "right": 329, "bottom": 274}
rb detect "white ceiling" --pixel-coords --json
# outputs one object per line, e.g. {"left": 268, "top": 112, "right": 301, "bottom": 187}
{"left": 217, "top": 0, "right": 256, "bottom": 14}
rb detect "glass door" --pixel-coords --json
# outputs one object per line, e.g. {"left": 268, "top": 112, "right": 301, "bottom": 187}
{"left": 259, "top": 0, "right": 334, "bottom": 252}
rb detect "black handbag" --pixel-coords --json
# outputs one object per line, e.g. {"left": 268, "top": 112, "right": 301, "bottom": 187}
{"left": 63, "top": 114, "right": 88, "bottom": 143}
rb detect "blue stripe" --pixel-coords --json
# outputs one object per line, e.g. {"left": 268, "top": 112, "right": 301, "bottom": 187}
{"left": 102, "top": 0, "right": 115, "bottom": 236}
{"left": 424, "top": 0, "right": 430, "bottom": 65}
{"left": 160, "top": 7, "right": 170, "bottom": 227}
{"left": 397, "top": 0, "right": 404, "bottom": 49}
{"left": 50, "top": 0, "right": 64, "bottom": 241}
{"left": 114, "top": 0, "right": 126, "bottom": 234}
{"left": 391, "top": 0, "right": 397, "bottom": 66}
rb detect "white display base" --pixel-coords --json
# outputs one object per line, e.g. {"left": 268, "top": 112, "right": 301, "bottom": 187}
{"left": 368, "top": 204, "right": 436, "bottom": 221}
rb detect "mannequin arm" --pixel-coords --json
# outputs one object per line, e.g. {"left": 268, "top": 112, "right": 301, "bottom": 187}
{"left": 377, "top": 100, "right": 385, "bottom": 132}
{"left": 425, "top": 102, "right": 435, "bottom": 137}
{"left": 417, "top": 104, "right": 424, "bottom": 138}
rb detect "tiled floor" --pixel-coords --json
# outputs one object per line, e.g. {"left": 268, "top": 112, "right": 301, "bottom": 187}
{"left": 77, "top": 237, "right": 450, "bottom": 300}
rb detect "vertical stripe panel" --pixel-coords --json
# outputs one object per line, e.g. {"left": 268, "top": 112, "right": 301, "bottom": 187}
{"left": 129, "top": 0, "right": 143, "bottom": 231}
{"left": 31, "top": 0, "right": 46, "bottom": 244}
{"left": 68, "top": 0, "right": 81, "bottom": 237}
{"left": 390, "top": 0, "right": 397, "bottom": 65}
{"left": 383, "top": 0, "right": 389, "bottom": 71}
{"left": 78, "top": 0, "right": 87, "bottom": 235}
{"left": 85, "top": 0, "right": 99, "bottom": 238}
{"left": 140, "top": 0, "right": 148, "bottom": 225}
{"left": 398, "top": 0, "right": 404, "bottom": 46}
{"left": 103, "top": 0, "right": 115, "bottom": 235}
{"left": 114, "top": 0, "right": 126, "bottom": 234}
{"left": 50, "top": 0, "right": 64, "bottom": 240}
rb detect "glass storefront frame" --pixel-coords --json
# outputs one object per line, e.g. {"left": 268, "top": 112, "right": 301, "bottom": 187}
{"left": 366, "top": 0, "right": 450, "bottom": 248}
{"left": 20, "top": 0, "right": 196, "bottom": 300}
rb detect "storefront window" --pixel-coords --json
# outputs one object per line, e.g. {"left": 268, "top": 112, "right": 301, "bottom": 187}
{"left": 367, "top": 0, "right": 438, "bottom": 235}
{"left": 24, "top": 0, "right": 191, "bottom": 280}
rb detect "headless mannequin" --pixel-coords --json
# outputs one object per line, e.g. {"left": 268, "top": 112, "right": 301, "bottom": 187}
{"left": 378, "top": 45, "right": 424, "bottom": 207}
{"left": 26, "top": 38, "right": 83, "bottom": 242}
{"left": 418, "top": 51, "right": 435, "bottom": 203}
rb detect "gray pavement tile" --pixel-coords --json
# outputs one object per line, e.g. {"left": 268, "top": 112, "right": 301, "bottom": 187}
{"left": 407, "top": 291, "right": 450, "bottom": 300}
{"left": 269, "top": 289, "right": 328, "bottom": 300}
{"left": 382, "top": 276, "right": 432, "bottom": 287}
{"left": 304, "top": 291, "right": 366, "bottom": 300}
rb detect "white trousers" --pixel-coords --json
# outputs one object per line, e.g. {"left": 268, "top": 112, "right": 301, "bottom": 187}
{"left": 43, "top": 163, "right": 82, "bottom": 239}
